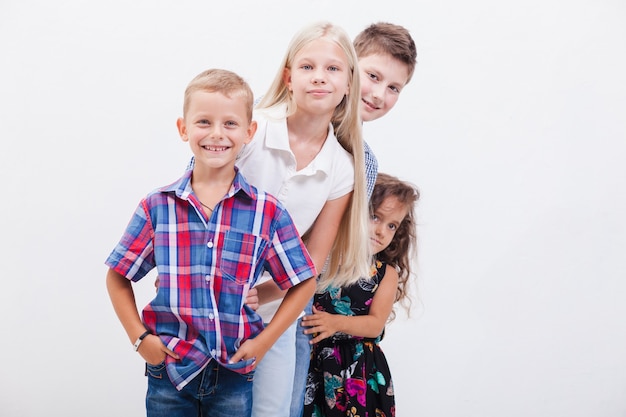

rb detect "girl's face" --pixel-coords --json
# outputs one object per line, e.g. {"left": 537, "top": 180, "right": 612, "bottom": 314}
{"left": 284, "top": 37, "right": 351, "bottom": 117}
{"left": 358, "top": 53, "right": 410, "bottom": 122}
{"left": 369, "top": 195, "right": 408, "bottom": 255}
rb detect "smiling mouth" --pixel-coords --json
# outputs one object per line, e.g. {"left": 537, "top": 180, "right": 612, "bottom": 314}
{"left": 203, "top": 145, "right": 229, "bottom": 152}
{"left": 362, "top": 98, "right": 380, "bottom": 110}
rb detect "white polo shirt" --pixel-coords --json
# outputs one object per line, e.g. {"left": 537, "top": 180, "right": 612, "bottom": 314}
{"left": 237, "top": 109, "right": 355, "bottom": 321}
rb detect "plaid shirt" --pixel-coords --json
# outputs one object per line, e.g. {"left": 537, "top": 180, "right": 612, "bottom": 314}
{"left": 106, "top": 168, "right": 316, "bottom": 391}
{"left": 363, "top": 140, "right": 379, "bottom": 200}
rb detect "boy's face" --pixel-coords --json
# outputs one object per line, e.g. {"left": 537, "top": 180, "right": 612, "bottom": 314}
{"left": 358, "top": 53, "right": 411, "bottom": 122}
{"left": 177, "top": 91, "right": 257, "bottom": 170}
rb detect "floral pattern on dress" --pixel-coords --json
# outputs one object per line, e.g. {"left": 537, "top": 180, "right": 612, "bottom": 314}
{"left": 303, "top": 261, "right": 395, "bottom": 417}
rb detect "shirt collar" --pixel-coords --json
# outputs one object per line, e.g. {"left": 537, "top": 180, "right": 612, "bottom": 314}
{"left": 159, "top": 166, "right": 256, "bottom": 201}
{"left": 263, "top": 117, "right": 338, "bottom": 175}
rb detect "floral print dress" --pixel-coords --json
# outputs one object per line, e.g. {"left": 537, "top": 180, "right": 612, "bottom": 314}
{"left": 303, "top": 260, "right": 395, "bottom": 417}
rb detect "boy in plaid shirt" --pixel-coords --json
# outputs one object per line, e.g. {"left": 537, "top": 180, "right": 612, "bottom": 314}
{"left": 105, "top": 68, "right": 316, "bottom": 417}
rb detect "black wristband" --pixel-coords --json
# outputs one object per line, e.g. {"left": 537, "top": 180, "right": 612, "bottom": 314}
{"left": 133, "top": 330, "right": 151, "bottom": 351}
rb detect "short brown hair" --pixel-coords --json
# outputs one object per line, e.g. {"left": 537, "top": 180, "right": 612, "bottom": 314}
{"left": 353, "top": 22, "right": 417, "bottom": 83}
{"left": 183, "top": 69, "right": 254, "bottom": 121}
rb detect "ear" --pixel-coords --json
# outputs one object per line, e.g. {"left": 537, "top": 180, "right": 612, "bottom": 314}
{"left": 176, "top": 118, "right": 188, "bottom": 142}
{"left": 282, "top": 67, "right": 292, "bottom": 91}
{"left": 244, "top": 120, "right": 258, "bottom": 145}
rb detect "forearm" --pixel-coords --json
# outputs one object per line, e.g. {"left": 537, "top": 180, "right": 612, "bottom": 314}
{"left": 256, "top": 278, "right": 316, "bottom": 346}
{"left": 324, "top": 266, "right": 398, "bottom": 339}
{"left": 304, "top": 194, "right": 351, "bottom": 272}
{"left": 254, "top": 280, "right": 288, "bottom": 305}
{"left": 106, "top": 268, "right": 147, "bottom": 343}
{"left": 329, "top": 314, "right": 387, "bottom": 339}
{"left": 303, "top": 269, "right": 397, "bottom": 343}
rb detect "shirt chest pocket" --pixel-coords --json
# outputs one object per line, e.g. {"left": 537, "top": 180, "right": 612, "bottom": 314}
{"left": 220, "top": 230, "right": 269, "bottom": 285}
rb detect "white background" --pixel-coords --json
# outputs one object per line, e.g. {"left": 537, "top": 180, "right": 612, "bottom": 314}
{"left": 1, "top": 1, "right": 625, "bottom": 416}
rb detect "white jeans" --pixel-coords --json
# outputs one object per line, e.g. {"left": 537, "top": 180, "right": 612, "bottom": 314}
{"left": 251, "top": 320, "right": 297, "bottom": 417}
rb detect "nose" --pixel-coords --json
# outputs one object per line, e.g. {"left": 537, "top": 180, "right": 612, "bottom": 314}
{"left": 371, "top": 83, "right": 385, "bottom": 101}
{"left": 312, "top": 70, "right": 326, "bottom": 84}
{"left": 210, "top": 124, "right": 224, "bottom": 139}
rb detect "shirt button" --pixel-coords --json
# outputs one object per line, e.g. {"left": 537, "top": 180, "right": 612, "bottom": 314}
{"left": 207, "top": 241, "right": 214, "bottom": 248}
{"left": 209, "top": 313, "right": 214, "bottom": 320}
{"left": 210, "top": 349, "right": 216, "bottom": 356}
{"left": 205, "top": 275, "right": 210, "bottom": 282}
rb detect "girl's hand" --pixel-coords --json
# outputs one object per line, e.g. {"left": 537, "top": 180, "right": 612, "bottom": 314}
{"left": 137, "top": 334, "right": 180, "bottom": 365}
{"left": 245, "top": 287, "right": 259, "bottom": 311}
{"left": 301, "top": 306, "right": 341, "bottom": 344}
{"left": 229, "top": 338, "right": 266, "bottom": 369}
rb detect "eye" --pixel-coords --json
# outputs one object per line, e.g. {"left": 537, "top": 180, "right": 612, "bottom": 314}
{"left": 370, "top": 214, "right": 379, "bottom": 222}
{"left": 225, "top": 120, "right": 238, "bottom": 128}
{"left": 328, "top": 65, "right": 339, "bottom": 72}
{"left": 197, "top": 119, "right": 210, "bottom": 125}
{"left": 302, "top": 64, "right": 313, "bottom": 70}
{"left": 367, "top": 72, "right": 379, "bottom": 81}
{"left": 387, "top": 223, "right": 398, "bottom": 231}
{"left": 388, "top": 84, "right": 400, "bottom": 94}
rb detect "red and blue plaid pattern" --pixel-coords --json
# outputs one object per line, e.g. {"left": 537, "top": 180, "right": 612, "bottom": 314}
{"left": 106, "top": 168, "right": 316, "bottom": 390}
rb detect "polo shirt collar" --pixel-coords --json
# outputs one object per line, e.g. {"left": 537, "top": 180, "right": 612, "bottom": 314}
{"left": 264, "top": 119, "right": 338, "bottom": 175}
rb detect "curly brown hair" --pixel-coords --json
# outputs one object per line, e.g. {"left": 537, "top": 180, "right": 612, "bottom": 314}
{"left": 369, "top": 172, "right": 419, "bottom": 319}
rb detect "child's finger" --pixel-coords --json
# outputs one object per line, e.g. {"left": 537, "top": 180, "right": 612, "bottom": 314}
{"left": 164, "top": 347, "right": 180, "bottom": 360}
{"left": 310, "top": 331, "right": 327, "bottom": 344}
{"left": 229, "top": 345, "right": 251, "bottom": 364}
{"left": 229, "top": 351, "right": 243, "bottom": 364}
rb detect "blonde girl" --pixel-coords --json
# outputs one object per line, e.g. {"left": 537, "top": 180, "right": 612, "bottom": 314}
{"left": 236, "top": 22, "right": 371, "bottom": 416}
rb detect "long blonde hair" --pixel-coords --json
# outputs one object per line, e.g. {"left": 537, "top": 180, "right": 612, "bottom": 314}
{"left": 258, "top": 21, "right": 370, "bottom": 287}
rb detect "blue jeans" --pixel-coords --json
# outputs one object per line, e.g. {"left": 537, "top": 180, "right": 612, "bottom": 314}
{"left": 289, "top": 298, "right": 313, "bottom": 417}
{"left": 146, "top": 360, "right": 253, "bottom": 417}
